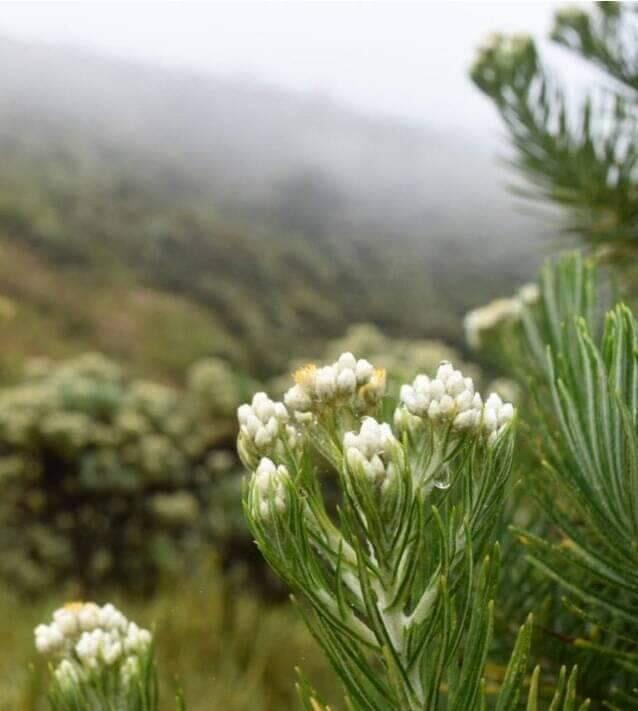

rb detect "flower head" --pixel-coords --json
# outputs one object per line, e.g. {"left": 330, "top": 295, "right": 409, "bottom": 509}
{"left": 398, "top": 360, "right": 515, "bottom": 445}
{"left": 34, "top": 601, "right": 153, "bottom": 693}
{"left": 284, "top": 352, "right": 384, "bottom": 417}
{"left": 237, "top": 392, "right": 290, "bottom": 466}
{"left": 464, "top": 283, "right": 539, "bottom": 349}
{"left": 344, "top": 417, "right": 401, "bottom": 493}
{"left": 482, "top": 393, "right": 515, "bottom": 444}
{"left": 249, "top": 457, "right": 291, "bottom": 520}
{"left": 400, "top": 361, "right": 483, "bottom": 432}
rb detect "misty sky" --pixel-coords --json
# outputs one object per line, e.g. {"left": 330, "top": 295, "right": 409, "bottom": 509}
{"left": 0, "top": 2, "right": 593, "bottom": 139}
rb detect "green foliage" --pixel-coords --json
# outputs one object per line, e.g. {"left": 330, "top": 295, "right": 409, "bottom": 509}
{"left": 465, "top": 252, "right": 638, "bottom": 706}
{"left": 471, "top": 3, "right": 638, "bottom": 252}
{"left": 0, "top": 352, "right": 249, "bottom": 593}
{"left": 511, "top": 254, "right": 638, "bottom": 706}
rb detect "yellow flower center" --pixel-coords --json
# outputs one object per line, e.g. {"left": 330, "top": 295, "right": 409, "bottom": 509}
{"left": 63, "top": 601, "right": 85, "bottom": 612}
{"left": 294, "top": 363, "right": 317, "bottom": 389}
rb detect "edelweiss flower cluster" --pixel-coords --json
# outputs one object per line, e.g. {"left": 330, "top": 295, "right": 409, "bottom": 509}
{"left": 464, "top": 283, "right": 540, "bottom": 349}
{"left": 242, "top": 352, "right": 515, "bottom": 523}
{"left": 250, "top": 457, "right": 291, "bottom": 519}
{"left": 284, "top": 352, "right": 385, "bottom": 416}
{"left": 344, "top": 418, "right": 400, "bottom": 491}
{"left": 35, "top": 602, "right": 151, "bottom": 685}
{"left": 237, "top": 392, "right": 289, "bottom": 450}
{"left": 399, "top": 361, "right": 514, "bottom": 442}
{"left": 400, "top": 362, "right": 483, "bottom": 431}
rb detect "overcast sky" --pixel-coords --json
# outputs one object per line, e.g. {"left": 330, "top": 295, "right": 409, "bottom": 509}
{"left": 0, "top": 1, "right": 593, "bottom": 138}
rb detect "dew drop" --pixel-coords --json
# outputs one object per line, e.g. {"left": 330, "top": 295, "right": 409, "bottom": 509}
{"left": 433, "top": 470, "right": 451, "bottom": 490}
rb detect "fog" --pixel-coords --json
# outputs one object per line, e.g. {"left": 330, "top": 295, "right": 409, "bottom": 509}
{"left": 0, "top": 1, "right": 596, "bottom": 351}
{"left": 0, "top": 1, "right": 589, "bottom": 138}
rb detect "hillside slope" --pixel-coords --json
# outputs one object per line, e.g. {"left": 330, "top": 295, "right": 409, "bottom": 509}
{"left": 0, "top": 37, "right": 551, "bottom": 379}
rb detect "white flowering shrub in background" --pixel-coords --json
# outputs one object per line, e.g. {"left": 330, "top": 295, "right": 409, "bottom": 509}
{"left": 35, "top": 601, "right": 161, "bottom": 711}
{"left": 238, "top": 353, "right": 587, "bottom": 709}
{"left": 463, "top": 283, "right": 539, "bottom": 352}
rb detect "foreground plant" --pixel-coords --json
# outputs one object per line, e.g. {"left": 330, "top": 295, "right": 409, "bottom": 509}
{"left": 516, "top": 254, "right": 638, "bottom": 707}
{"left": 238, "top": 353, "right": 586, "bottom": 709}
{"left": 35, "top": 601, "right": 158, "bottom": 710}
{"left": 463, "top": 251, "right": 638, "bottom": 707}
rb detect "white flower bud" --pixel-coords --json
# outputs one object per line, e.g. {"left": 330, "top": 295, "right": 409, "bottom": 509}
{"left": 245, "top": 414, "right": 261, "bottom": 438}
{"left": 499, "top": 402, "right": 514, "bottom": 425}
{"left": 481, "top": 391, "right": 515, "bottom": 444}
{"left": 446, "top": 372, "right": 465, "bottom": 396}
{"left": 53, "top": 609, "right": 78, "bottom": 637}
{"left": 99, "top": 604, "right": 128, "bottom": 632}
{"left": 78, "top": 603, "right": 101, "bottom": 631}
{"left": 252, "top": 392, "right": 275, "bottom": 421}
{"left": 284, "top": 385, "right": 311, "bottom": 412}
{"left": 343, "top": 431, "right": 358, "bottom": 449}
{"left": 237, "top": 404, "right": 252, "bottom": 425}
{"left": 337, "top": 352, "right": 357, "bottom": 372}
{"left": 102, "top": 640, "right": 123, "bottom": 665}
{"left": 455, "top": 390, "right": 474, "bottom": 410}
{"left": 265, "top": 416, "right": 279, "bottom": 438}
{"left": 251, "top": 457, "right": 291, "bottom": 520}
{"left": 35, "top": 625, "right": 61, "bottom": 654}
{"left": 368, "top": 454, "right": 385, "bottom": 481}
{"left": 454, "top": 410, "right": 477, "bottom": 430}
{"left": 274, "top": 402, "right": 289, "bottom": 420}
{"left": 355, "top": 359, "right": 374, "bottom": 383}
{"left": 483, "top": 408, "right": 498, "bottom": 431}
{"left": 400, "top": 384, "right": 416, "bottom": 409}
{"left": 343, "top": 418, "right": 401, "bottom": 493}
{"left": 315, "top": 366, "right": 337, "bottom": 399}
{"left": 429, "top": 379, "right": 445, "bottom": 399}
{"left": 439, "top": 395, "right": 454, "bottom": 414}
{"left": 76, "top": 631, "right": 100, "bottom": 664}
{"left": 124, "top": 622, "right": 152, "bottom": 653}
{"left": 337, "top": 368, "right": 357, "bottom": 393}
{"left": 254, "top": 426, "right": 272, "bottom": 448}
{"left": 436, "top": 362, "right": 454, "bottom": 383}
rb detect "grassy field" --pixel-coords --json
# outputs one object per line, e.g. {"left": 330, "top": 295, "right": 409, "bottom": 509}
{"left": 0, "top": 563, "right": 339, "bottom": 711}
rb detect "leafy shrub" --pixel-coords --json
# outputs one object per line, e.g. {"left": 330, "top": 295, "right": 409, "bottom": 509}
{"left": 0, "top": 353, "right": 247, "bottom": 594}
